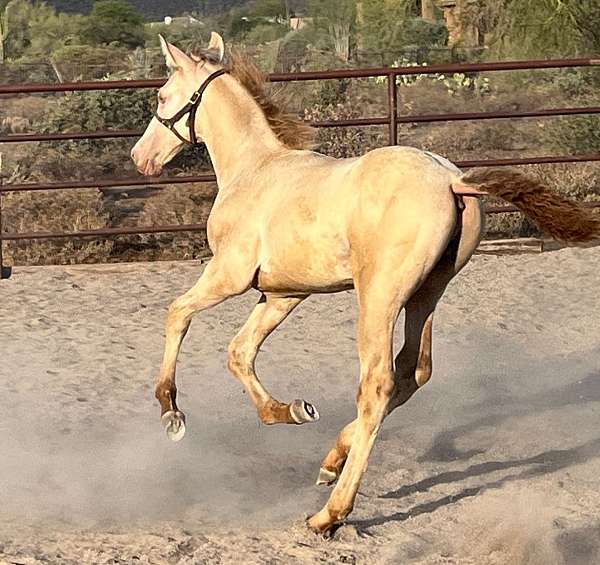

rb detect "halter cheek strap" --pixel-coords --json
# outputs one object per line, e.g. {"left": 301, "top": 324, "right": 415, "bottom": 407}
{"left": 153, "top": 68, "right": 227, "bottom": 146}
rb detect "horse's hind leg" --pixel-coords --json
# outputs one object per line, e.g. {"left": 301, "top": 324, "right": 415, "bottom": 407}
{"left": 228, "top": 293, "right": 319, "bottom": 425}
{"left": 389, "top": 255, "right": 456, "bottom": 405}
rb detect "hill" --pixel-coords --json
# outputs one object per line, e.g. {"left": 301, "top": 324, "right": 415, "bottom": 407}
{"left": 45, "top": 1, "right": 249, "bottom": 19}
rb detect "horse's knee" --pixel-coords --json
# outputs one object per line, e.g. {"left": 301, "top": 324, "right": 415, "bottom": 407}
{"left": 166, "top": 300, "right": 180, "bottom": 323}
{"left": 165, "top": 298, "right": 192, "bottom": 334}
{"left": 155, "top": 381, "right": 176, "bottom": 400}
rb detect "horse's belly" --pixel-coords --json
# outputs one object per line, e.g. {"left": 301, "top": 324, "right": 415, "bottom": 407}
{"left": 257, "top": 270, "right": 354, "bottom": 294}
{"left": 256, "top": 236, "right": 353, "bottom": 294}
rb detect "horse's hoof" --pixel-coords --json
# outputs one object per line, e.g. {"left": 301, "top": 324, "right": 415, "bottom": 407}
{"left": 161, "top": 410, "right": 186, "bottom": 442}
{"left": 290, "top": 399, "right": 319, "bottom": 424}
{"left": 316, "top": 467, "right": 338, "bottom": 486}
{"left": 306, "top": 512, "right": 341, "bottom": 538}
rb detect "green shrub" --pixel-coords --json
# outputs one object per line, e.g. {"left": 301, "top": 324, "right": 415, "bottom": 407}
{"left": 50, "top": 44, "right": 133, "bottom": 80}
{"left": 313, "top": 79, "right": 350, "bottom": 107}
{"left": 26, "top": 82, "right": 211, "bottom": 182}
{"left": 304, "top": 100, "right": 383, "bottom": 158}
{"left": 144, "top": 23, "right": 207, "bottom": 54}
{"left": 543, "top": 113, "right": 600, "bottom": 155}
{"left": 245, "top": 23, "right": 287, "bottom": 45}
{"left": 401, "top": 17, "right": 448, "bottom": 49}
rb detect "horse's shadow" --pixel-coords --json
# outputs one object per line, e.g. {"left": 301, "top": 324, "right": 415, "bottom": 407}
{"left": 414, "top": 369, "right": 600, "bottom": 464}
{"left": 354, "top": 437, "right": 600, "bottom": 530}
{"left": 352, "top": 368, "right": 600, "bottom": 531}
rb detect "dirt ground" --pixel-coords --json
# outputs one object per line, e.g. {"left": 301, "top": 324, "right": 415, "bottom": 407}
{"left": 0, "top": 246, "right": 599, "bottom": 564}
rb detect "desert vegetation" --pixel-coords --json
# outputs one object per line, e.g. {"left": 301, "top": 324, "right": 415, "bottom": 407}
{"left": 0, "top": 0, "right": 599, "bottom": 266}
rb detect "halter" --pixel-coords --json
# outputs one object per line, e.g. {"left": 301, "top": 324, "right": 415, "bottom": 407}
{"left": 153, "top": 68, "right": 227, "bottom": 146}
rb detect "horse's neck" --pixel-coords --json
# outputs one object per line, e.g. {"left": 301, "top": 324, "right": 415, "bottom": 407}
{"left": 198, "top": 77, "right": 283, "bottom": 188}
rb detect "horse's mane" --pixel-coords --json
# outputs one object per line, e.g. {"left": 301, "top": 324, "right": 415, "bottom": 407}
{"left": 190, "top": 46, "right": 315, "bottom": 150}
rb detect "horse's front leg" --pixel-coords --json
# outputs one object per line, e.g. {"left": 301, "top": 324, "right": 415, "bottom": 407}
{"left": 308, "top": 230, "right": 453, "bottom": 535}
{"left": 228, "top": 293, "right": 319, "bottom": 425}
{"left": 308, "top": 265, "right": 408, "bottom": 535}
{"left": 156, "top": 257, "right": 253, "bottom": 441}
{"left": 308, "top": 301, "right": 396, "bottom": 532}
{"left": 316, "top": 293, "right": 434, "bottom": 485}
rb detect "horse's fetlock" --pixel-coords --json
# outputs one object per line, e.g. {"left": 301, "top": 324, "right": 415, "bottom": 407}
{"left": 328, "top": 503, "right": 353, "bottom": 523}
{"left": 155, "top": 384, "right": 175, "bottom": 400}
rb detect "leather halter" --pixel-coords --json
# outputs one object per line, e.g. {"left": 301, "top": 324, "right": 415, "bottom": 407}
{"left": 153, "top": 68, "right": 227, "bottom": 146}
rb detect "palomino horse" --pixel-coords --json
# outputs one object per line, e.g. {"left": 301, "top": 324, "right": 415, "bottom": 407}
{"left": 131, "top": 33, "right": 599, "bottom": 535}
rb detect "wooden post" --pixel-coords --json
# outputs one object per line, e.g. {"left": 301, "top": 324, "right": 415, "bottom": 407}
{"left": 388, "top": 73, "right": 398, "bottom": 145}
{"left": 0, "top": 153, "right": 11, "bottom": 279}
{"left": 421, "top": 0, "right": 437, "bottom": 22}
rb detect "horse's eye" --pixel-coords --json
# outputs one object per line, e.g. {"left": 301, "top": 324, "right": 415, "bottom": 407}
{"left": 157, "top": 93, "right": 166, "bottom": 105}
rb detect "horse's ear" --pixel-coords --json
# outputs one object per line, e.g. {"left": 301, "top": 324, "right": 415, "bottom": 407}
{"left": 159, "top": 35, "right": 193, "bottom": 71}
{"left": 207, "top": 31, "right": 225, "bottom": 63}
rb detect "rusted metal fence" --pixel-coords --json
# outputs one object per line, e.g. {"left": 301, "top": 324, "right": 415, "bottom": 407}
{"left": 1, "top": 57, "right": 600, "bottom": 278}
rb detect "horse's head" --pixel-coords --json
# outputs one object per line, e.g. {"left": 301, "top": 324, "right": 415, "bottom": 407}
{"left": 131, "top": 33, "right": 225, "bottom": 177}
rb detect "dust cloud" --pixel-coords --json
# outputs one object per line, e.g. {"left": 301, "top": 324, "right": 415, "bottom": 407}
{"left": 465, "top": 492, "right": 564, "bottom": 565}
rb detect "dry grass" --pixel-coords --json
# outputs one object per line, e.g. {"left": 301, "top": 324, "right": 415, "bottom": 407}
{"left": 1, "top": 70, "right": 598, "bottom": 266}
{"left": 3, "top": 188, "right": 114, "bottom": 265}
{"left": 2, "top": 182, "right": 216, "bottom": 266}
{"left": 4, "top": 162, "right": 596, "bottom": 267}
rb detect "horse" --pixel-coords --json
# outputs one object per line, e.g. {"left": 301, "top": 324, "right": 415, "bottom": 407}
{"left": 131, "top": 33, "right": 599, "bottom": 536}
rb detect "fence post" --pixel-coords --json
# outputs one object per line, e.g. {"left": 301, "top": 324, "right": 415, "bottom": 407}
{"left": 388, "top": 72, "right": 398, "bottom": 145}
{"left": 0, "top": 154, "right": 12, "bottom": 280}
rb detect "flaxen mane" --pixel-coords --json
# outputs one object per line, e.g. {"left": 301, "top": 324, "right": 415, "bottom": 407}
{"left": 191, "top": 46, "right": 315, "bottom": 150}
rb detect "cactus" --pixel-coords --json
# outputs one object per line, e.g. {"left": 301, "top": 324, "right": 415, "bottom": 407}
{"left": 0, "top": 6, "right": 7, "bottom": 62}
{"left": 0, "top": 0, "right": 16, "bottom": 63}
{"left": 0, "top": 0, "right": 26, "bottom": 62}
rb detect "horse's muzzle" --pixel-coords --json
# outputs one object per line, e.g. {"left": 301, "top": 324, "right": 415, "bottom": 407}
{"left": 131, "top": 148, "right": 163, "bottom": 177}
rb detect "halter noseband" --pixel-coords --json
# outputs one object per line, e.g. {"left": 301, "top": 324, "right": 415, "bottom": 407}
{"left": 153, "top": 68, "right": 227, "bottom": 146}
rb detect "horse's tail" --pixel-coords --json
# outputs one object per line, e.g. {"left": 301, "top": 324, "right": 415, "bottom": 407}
{"left": 453, "top": 168, "right": 600, "bottom": 243}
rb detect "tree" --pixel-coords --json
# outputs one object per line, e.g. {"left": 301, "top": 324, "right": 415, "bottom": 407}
{"left": 26, "top": 4, "right": 83, "bottom": 57}
{"left": 356, "top": 0, "right": 446, "bottom": 61}
{"left": 459, "top": 0, "right": 600, "bottom": 57}
{"left": 1, "top": 0, "right": 86, "bottom": 63}
{"left": 0, "top": 1, "right": 9, "bottom": 61}
{"left": 309, "top": 0, "right": 356, "bottom": 62}
{"left": 80, "top": 0, "right": 145, "bottom": 49}
{"left": 251, "top": 0, "right": 289, "bottom": 19}
{"left": 421, "top": 0, "right": 436, "bottom": 21}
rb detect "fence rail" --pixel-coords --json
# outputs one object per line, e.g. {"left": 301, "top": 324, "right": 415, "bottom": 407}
{"left": 1, "top": 56, "right": 600, "bottom": 278}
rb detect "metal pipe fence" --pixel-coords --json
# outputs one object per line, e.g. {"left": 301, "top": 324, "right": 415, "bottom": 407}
{"left": 1, "top": 57, "right": 599, "bottom": 278}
